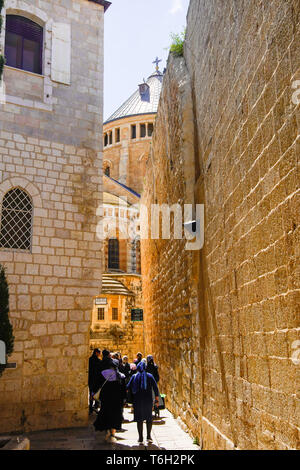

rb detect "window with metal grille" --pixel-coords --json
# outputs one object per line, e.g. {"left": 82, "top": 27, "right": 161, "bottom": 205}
{"left": 97, "top": 308, "right": 105, "bottom": 321}
{"left": 108, "top": 238, "right": 119, "bottom": 270}
{"left": 112, "top": 308, "right": 119, "bottom": 321}
{"left": 104, "top": 166, "right": 110, "bottom": 177}
{"left": 5, "top": 15, "right": 43, "bottom": 75}
{"left": 131, "top": 309, "right": 143, "bottom": 322}
{"left": 0, "top": 188, "right": 33, "bottom": 251}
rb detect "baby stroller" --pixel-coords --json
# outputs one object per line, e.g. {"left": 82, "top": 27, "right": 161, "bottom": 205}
{"left": 153, "top": 394, "right": 166, "bottom": 419}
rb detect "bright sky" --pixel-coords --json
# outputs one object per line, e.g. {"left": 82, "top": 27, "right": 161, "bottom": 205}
{"left": 103, "top": 0, "right": 190, "bottom": 120}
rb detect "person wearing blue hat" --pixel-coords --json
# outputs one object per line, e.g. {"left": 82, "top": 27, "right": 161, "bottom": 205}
{"left": 127, "top": 361, "right": 159, "bottom": 444}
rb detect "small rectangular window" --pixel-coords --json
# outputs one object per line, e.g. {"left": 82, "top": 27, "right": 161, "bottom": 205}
{"left": 115, "top": 128, "right": 120, "bottom": 143}
{"left": 148, "top": 123, "right": 154, "bottom": 137}
{"left": 104, "top": 134, "right": 108, "bottom": 147}
{"left": 140, "top": 124, "right": 146, "bottom": 138}
{"left": 112, "top": 308, "right": 119, "bottom": 321}
{"left": 131, "top": 125, "right": 136, "bottom": 139}
{"left": 97, "top": 308, "right": 105, "bottom": 321}
{"left": 109, "top": 132, "right": 113, "bottom": 145}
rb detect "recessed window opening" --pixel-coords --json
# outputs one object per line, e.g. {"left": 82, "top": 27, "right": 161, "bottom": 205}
{"left": 108, "top": 238, "right": 119, "bottom": 270}
{"left": 140, "top": 124, "right": 146, "bottom": 138}
{"left": 131, "top": 125, "right": 136, "bottom": 139}
{"left": 112, "top": 308, "right": 119, "bottom": 321}
{"left": 5, "top": 15, "right": 43, "bottom": 75}
{"left": 148, "top": 123, "right": 154, "bottom": 137}
{"left": 98, "top": 308, "right": 105, "bottom": 321}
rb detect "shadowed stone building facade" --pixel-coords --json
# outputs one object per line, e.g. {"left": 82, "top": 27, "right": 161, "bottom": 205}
{"left": 142, "top": 0, "right": 299, "bottom": 450}
{"left": 0, "top": 0, "right": 110, "bottom": 433}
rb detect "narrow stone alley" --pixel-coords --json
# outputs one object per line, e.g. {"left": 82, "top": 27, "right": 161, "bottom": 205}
{"left": 26, "top": 407, "right": 199, "bottom": 451}
{"left": 0, "top": 0, "right": 298, "bottom": 452}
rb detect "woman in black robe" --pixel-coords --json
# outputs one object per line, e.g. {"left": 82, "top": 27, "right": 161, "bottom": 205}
{"left": 146, "top": 355, "right": 159, "bottom": 383}
{"left": 120, "top": 355, "right": 131, "bottom": 383}
{"left": 127, "top": 361, "right": 159, "bottom": 444}
{"left": 94, "top": 354, "right": 126, "bottom": 442}
{"left": 88, "top": 348, "right": 102, "bottom": 414}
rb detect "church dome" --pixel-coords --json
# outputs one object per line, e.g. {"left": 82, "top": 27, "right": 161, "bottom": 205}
{"left": 105, "top": 63, "right": 164, "bottom": 125}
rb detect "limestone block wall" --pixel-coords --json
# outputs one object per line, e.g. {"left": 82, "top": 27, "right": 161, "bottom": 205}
{"left": 90, "top": 323, "right": 145, "bottom": 362}
{"left": 141, "top": 54, "right": 199, "bottom": 442}
{"left": 142, "top": 0, "right": 299, "bottom": 450}
{"left": 0, "top": 0, "right": 104, "bottom": 433}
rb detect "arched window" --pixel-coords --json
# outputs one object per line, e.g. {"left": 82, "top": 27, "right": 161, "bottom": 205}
{"left": 0, "top": 188, "right": 33, "bottom": 251}
{"left": 108, "top": 238, "right": 119, "bottom": 270}
{"left": 104, "top": 166, "right": 110, "bottom": 177}
{"left": 5, "top": 15, "right": 43, "bottom": 75}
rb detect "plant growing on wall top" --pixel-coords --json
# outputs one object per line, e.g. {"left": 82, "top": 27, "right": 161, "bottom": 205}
{"left": 0, "top": 0, "right": 4, "bottom": 81}
{"left": 170, "top": 29, "right": 186, "bottom": 57}
{"left": 0, "top": 265, "right": 14, "bottom": 377}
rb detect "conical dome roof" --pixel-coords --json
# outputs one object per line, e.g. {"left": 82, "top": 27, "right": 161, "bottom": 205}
{"left": 101, "top": 275, "right": 134, "bottom": 296}
{"left": 105, "top": 70, "right": 163, "bottom": 125}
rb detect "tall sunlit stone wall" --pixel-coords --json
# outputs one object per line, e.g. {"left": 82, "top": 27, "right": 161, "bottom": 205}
{"left": 142, "top": 0, "right": 299, "bottom": 450}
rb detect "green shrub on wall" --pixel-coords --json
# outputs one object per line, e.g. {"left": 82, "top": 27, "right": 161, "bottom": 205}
{"left": 0, "top": 0, "right": 4, "bottom": 81}
{"left": 170, "top": 30, "right": 186, "bottom": 57}
{"left": 0, "top": 265, "right": 14, "bottom": 377}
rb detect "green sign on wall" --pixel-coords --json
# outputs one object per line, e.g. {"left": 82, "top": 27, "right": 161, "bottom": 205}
{"left": 131, "top": 309, "right": 143, "bottom": 322}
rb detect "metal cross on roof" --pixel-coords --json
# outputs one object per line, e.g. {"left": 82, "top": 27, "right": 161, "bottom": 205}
{"left": 153, "top": 57, "right": 162, "bottom": 72}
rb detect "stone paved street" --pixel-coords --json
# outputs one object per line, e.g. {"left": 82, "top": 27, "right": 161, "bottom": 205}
{"left": 26, "top": 407, "right": 200, "bottom": 451}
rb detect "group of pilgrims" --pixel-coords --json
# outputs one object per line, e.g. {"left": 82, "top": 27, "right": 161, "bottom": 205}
{"left": 88, "top": 349, "right": 160, "bottom": 444}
